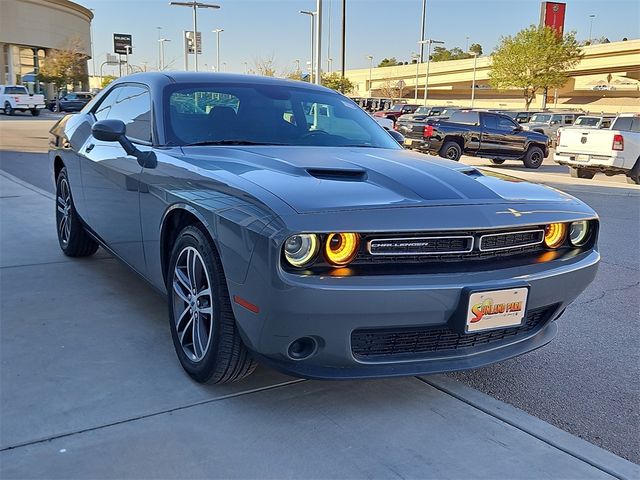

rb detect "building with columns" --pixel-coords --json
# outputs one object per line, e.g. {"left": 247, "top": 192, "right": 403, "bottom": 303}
{"left": 0, "top": 0, "right": 93, "bottom": 97}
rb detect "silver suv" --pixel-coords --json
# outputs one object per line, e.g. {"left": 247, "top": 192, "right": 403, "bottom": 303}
{"left": 522, "top": 112, "right": 583, "bottom": 139}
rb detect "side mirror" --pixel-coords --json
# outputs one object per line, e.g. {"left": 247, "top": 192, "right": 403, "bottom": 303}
{"left": 385, "top": 127, "right": 405, "bottom": 144}
{"left": 92, "top": 119, "right": 126, "bottom": 142}
{"left": 91, "top": 119, "right": 155, "bottom": 168}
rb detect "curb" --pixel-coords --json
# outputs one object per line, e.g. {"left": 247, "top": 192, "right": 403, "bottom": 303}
{"left": 419, "top": 375, "right": 640, "bottom": 480}
{"left": 0, "top": 169, "right": 54, "bottom": 200}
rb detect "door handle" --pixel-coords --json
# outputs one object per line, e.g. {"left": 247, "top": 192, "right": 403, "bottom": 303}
{"left": 85, "top": 143, "right": 95, "bottom": 153}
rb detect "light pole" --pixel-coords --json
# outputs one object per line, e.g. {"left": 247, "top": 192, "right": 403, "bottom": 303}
{"left": 314, "top": 0, "right": 323, "bottom": 86}
{"left": 294, "top": 59, "right": 301, "bottom": 72}
{"left": 419, "top": 0, "right": 426, "bottom": 62}
{"left": 412, "top": 53, "right": 420, "bottom": 101}
{"left": 243, "top": 61, "right": 248, "bottom": 74}
{"left": 588, "top": 14, "right": 596, "bottom": 43}
{"left": 469, "top": 51, "right": 478, "bottom": 108}
{"left": 418, "top": 38, "right": 443, "bottom": 105}
{"left": 212, "top": 28, "right": 223, "bottom": 72}
{"left": 300, "top": 10, "right": 316, "bottom": 83}
{"left": 89, "top": 8, "right": 96, "bottom": 82}
{"left": 170, "top": 1, "right": 220, "bottom": 72}
{"left": 158, "top": 38, "right": 171, "bottom": 70}
{"left": 367, "top": 55, "right": 373, "bottom": 97}
{"left": 124, "top": 45, "right": 132, "bottom": 75}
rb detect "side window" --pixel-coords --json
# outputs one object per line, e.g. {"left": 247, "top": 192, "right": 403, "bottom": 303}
{"left": 107, "top": 86, "right": 152, "bottom": 142}
{"left": 483, "top": 114, "right": 498, "bottom": 130}
{"left": 450, "top": 111, "right": 480, "bottom": 125}
{"left": 551, "top": 115, "right": 562, "bottom": 124}
{"left": 498, "top": 116, "right": 517, "bottom": 130}
{"left": 564, "top": 116, "right": 574, "bottom": 125}
{"left": 93, "top": 87, "right": 122, "bottom": 121}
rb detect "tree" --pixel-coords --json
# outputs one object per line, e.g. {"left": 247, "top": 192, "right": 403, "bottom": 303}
{"left": 378, "top": 80, "right": 400, "bottom": 99}
{"left": 101, "top": 75, "right": 117, "bottom": 88}
{"left": 469, "top": 43, "right": 483, "bottom": 56}
{"left": 377, "top": 57, "right": 400, "bottom": 68}
{"left": 285, "top": 70, "right": 310, "bottom": 82}
{"left": 37, "top": 37, "right": 88, "bottom": 104}
{"left": 253, "top": 55, "right": 277, "bottom": 77}
{"left": 489, "top": 25, "right": 583, "bottom": 110}
{"left": 321, "top": 72, "right": 354, "bottom": 94}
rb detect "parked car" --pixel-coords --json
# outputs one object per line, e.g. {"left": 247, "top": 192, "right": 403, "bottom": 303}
{"left": 0, "top": 84, "right": 45, "bottom": 116}
{"left": 554, "top": 113, "right": 640, "bottom": 184}
{"left": 49, "top": 72, "right": 599, "bottom": 383}
{"left": 49, "top": 92, "right": 93, "bottom": 112}
{"left": 403, "top": 109, "right": 550, "bottom": 168}
{"left": 569, "top": 115, "right": 616, "bottom": 129}
{"left": 396, "top": 107, "right": 463, "bottom": 135}
{"left": 492, "top": 110, "right": 542, "bottom": 124}
{"left": 373, "top": 103, "right": 420, "bottom": 123}
{"left": 522, "top": 111, "right": 583, "bottom": 139}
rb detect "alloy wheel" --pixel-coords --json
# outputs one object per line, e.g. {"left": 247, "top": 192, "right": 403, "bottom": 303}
{"left": 56, "top": 177, "right": 72, "bottom": 245}
{"left": 172, "top": 246, "right": 214, "bottom": 362}
{"left": 446, "top": 147, "right": 458, "bottom": 160}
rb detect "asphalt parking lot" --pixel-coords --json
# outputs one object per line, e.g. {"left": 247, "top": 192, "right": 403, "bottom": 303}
{"left": 1, "top": 116, "right": 639, "bottom": 476}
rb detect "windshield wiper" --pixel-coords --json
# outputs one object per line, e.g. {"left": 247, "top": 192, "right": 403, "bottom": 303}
{"left": 183, "top": 140, "right": 285, "bottom": 147}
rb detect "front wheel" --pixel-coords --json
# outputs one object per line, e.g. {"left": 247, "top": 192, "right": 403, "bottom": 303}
{"left": 523, "top": 146, "right": 544, "bottom": 169}
{"left": 55, "top": 168, "right": 99, "bottom": 257}
{"left": 4, "top": 102, "right": 14, "bottom": 116}
{"left": 439, "top": 140, "right": 462, "bottom": 162}
{"left": 30, "top": 108, "right": 40, "bottom": 116}
{"left": 570, "top": 167, "right": 595, "bottom": 179}
{"left": 167, "top": 225, "right": 257, "bottom": 384}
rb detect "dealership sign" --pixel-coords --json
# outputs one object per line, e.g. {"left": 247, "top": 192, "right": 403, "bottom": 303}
{"left": 540, "top": 1, "right": 566, "bottom": 37}
{"left": 113, "top": 34, "right": 133, "bottom": 55}
{"left": 185, "top": 31, "right": 202, "bottom": 54}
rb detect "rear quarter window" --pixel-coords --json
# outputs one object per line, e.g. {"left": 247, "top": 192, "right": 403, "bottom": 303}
{"left": 449, "top": 111, "right": 480, "bottom": 125}
{"left": 612, "top": 117, "right": 640, "bottom": 133}
{"left": 5, "top": 86, "right": 28, "bottom": 95}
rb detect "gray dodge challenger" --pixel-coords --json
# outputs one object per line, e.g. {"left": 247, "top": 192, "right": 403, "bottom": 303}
{"left": 49, "top": 72, "right": 599, "bottom": 383}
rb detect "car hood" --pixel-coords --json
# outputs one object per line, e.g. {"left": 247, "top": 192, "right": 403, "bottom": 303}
{"left": 180, "top": 146, "right": 574, "bottom": 214}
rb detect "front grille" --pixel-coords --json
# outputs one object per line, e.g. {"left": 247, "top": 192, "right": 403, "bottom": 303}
{"left": 479, "top": 229, "right": 544, "bottom": 252}
{"left": 351, "top": 304, "right": 557, "bottom": 360}
{"left": 368, "top": 236, "right": 473, "bottom": 256}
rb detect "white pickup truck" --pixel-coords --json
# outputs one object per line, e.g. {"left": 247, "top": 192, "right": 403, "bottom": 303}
{"left": 0, "top": 85, "right": 46, "bottom": 116}
{"left": 554, "top": 113, "right": 640, "bottom": 185}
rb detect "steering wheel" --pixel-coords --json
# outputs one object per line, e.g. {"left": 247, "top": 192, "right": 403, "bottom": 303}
{"left": 302, "top": 130, "right": 331, "bottom": 139}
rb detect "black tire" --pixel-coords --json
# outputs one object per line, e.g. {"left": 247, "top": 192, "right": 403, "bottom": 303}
{"left": 523, "top": 146, "right": 544, "bottom": 169}
{"left": 490, "top": 159, "right": 506, "bottom": 165}
{"left": 55, "top": 168, "right": 99, "bottom": 257}
{"left": 439, "top": 140, "right": 462, "bottom": 161}
{"left": 167, "top": 224, "right": 257, "bottom": 384}
{"left": 4, "top": 102, "right": 14, "bottom": 116}
{"left": 627, "top": 158, "right": 640, "bottom": 185}
{"left": 30, "top": 108, "right": 40, "bottom": 116}
{"left": 569, "top": 167, "right": 595, "bottom": 179}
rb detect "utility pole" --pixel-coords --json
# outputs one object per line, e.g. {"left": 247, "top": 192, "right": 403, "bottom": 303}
{"left": 418, "top": 38, "right": 444, "bottom": 105}
{"left": 300, "top": 10, "right": 316, "bottom": 83}
{"left": 367, "top": 55, "right": 373, "bottom": 97}
{"left": 158, "top": 38, "right": 171, "bottom": 70}
{"left": 412, "top": 53, "right": 420, "bottom": 101}
{"left": 314, "top": 0, "right": 323, "bottom": 85}
{"left": 469, "top": 51, "right": 478, "bottom": 108}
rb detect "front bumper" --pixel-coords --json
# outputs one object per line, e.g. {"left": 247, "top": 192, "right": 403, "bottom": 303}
{"left": 230, "top": 249, "right": 599, "bottom": 379}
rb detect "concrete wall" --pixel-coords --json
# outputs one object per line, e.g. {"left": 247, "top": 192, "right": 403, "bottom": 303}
{"left": 345, "top": 39, "right": 640, "bottom": 113}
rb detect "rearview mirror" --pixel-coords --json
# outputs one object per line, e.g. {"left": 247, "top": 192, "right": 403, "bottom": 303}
{"left": 92, "top": 119, "right": 126, "bottom": 142}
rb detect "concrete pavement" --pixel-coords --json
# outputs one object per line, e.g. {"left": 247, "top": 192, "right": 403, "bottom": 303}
{"left": 1, "top": 166, "right": 639, "bottom": 478}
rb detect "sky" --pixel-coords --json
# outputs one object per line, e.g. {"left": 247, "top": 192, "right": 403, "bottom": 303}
{"left": 81, "top": 0, "right": 640, "bottom": 77}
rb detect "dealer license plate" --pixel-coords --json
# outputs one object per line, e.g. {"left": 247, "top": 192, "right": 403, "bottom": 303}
{"left": 577, "top": 154, "right": 590, "bottom": 162}
{"left": 466, "top": 288, "right": 528, "bottom": 333}
{"left": 28, "top": 104, "right": 34, "bottom": 108}
{"left": 403, "top": 138, "right": 414, "bottom": 147}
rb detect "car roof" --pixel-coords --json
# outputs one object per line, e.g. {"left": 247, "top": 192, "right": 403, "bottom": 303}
{"left": 111, "top": 71, "right": 337, "bottom": 94}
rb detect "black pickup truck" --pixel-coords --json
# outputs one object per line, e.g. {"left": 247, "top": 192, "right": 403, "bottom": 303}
{"left": 401, "top": 110, "right": 551, "bottom": 169}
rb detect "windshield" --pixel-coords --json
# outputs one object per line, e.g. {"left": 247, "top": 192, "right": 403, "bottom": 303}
{"left": 530, "top": 114, "right": 551, "bottom": 123}
{"left": 388, "top": 104, "right": 405, "bottom": 112}
{"left": 574, "top": 117, "right": 600, "bottom": 127}
{"left": 414, "top": 107, "right": 430, "bottom": 114}
{"left": 165, "top": 83, "right": 400, "bottom": 148}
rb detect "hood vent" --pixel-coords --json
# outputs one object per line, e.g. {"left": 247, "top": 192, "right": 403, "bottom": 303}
{"left": 306, "top": 168, "right": 367, "bottom": 181}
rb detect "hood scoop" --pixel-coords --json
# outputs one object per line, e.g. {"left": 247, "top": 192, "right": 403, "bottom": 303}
{"left": 306, "top": 168, "right": 368, "bottom": 182}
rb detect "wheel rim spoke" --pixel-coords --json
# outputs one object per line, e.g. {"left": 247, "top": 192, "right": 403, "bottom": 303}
{"left": 172, "top": 246, "right": 214, "bottom": 362}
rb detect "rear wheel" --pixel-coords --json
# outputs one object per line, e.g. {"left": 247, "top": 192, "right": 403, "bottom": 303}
{"left": 167, "top": 224, "right": 257, "bottom": 384}
{"left": 55, "top": 168, "right": 99, "bottom": 257}
{"left": 439, "top": 140, "right": 462, "bottom": 162}
{"left": 627, "top": 158, "right": 640, "bottom": 185}
{"left": 490, "top": 159, "right": 505, "bottom": 165}
{"left": 4, "top": 102, "right": 14, "bottom": 116}
{"left": 569, "top": 167, "right": 595, "bottom": 179}
{"left": 523, "top": 146, "right": 544, "bottom": 169}
{"left": 30, "top": 108, "right": 40, "bottom": 116}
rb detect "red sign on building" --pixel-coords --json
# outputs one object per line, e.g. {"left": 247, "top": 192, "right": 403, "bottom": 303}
{"left": 540, "top": 1, "right": 566, "bottom": 37}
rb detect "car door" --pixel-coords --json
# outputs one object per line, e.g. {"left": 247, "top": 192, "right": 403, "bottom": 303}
{"left": 79, "top": 84, "right": 152, "bottom": 273}
{"left": 478, "top": 113, "right": 501, "bottom": 155}
{"left": 496, "top": 115, "right": 527, "bottom": 156}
